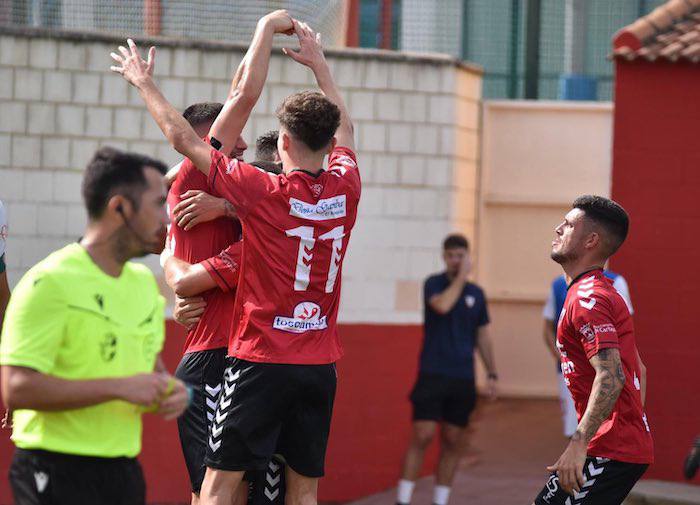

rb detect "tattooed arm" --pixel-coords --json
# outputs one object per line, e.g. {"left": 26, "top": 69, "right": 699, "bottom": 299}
{"left": 547, "top": 347, "right": 625, "bottom": 495}
{"left": 577, "top": 347, "right": 626, "bottom": 441}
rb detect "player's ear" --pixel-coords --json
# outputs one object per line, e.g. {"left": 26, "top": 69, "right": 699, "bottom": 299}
{"left": 281, "top": 132, "right": 291, "bottom": 152}
{"left": 584, "top": 231, "right": 600, "bottom": 251}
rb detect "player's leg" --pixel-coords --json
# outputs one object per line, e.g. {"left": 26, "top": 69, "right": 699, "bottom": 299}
{"left": 202, "top": 359, "right": 287, "bottom": 505}
{"left": 432, "top": 376, "right": 477, "bottom": 505}
{"left": 175, "top": 349, "right": 228, "bottom": 504}
{"left": 398, "top": 373, "right": 444, "bottom": 505}
{"left": 285, "top": 466, "right": 318, "bottom": 505}
{"left": 276, "top": 363, "right": 337, "bottom": 505}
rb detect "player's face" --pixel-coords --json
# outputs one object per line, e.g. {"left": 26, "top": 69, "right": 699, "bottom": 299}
{"left": 129, "top": 166, "right": 169, "bottom": 256}
{"left": 443, "top": 247, "right": 469, "bottom": 276}
{"left": 230, "top": 135, "right": 248, "bottom": 161}
{"left": 551, "top": 208, "right": 586, "bottom": 264}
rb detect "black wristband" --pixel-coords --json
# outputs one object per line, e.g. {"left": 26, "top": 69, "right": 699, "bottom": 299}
{"left": 487, "top": 373, "right": 498, "bottom": 380}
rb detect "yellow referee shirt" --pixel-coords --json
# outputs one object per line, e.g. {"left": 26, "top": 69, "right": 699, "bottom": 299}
{"left": 0, "top": 243, "right": 165, "bottom": 458}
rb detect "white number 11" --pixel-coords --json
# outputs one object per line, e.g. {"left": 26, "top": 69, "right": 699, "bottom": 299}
{"left": 285, "top": 225, "right": 345, "bottom": 293}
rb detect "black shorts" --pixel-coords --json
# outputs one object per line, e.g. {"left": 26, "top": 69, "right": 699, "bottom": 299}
{"left": 246, "top": 454, "right": 286, "bottom": 505}
{"left": 175, "top": 347, "right": 228, "bottom": 492}
{"left": 410, "top": 372, "right": 477, "bottom": 427}
{"left": 205, "top": 358, "right": 337, "bottom": 478}
{"left": 9, "top": 448, "right": 145, "bottom": 505}
{"left": 534, "top": 457, "right": 648, "bottom": 505}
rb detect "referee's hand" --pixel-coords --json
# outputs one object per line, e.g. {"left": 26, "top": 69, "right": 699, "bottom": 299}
{"left": 157, "top": 376, "right": 189, "bottom": 420}
{"left": 120, "top": 373, "right": 169, "bottom": 407}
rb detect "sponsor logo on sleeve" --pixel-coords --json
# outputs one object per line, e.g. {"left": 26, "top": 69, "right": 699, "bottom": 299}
{"left": 465, "top": 295, "right": 475, "bottom": 308}
{"left": 273, "top": 302, "right": 328, "bottom": 333}
{"left": 289, "top": 195, "right": 347, "bottom": 221}
{"left": 593, "top": 323, "right": 616, "bottom": 334}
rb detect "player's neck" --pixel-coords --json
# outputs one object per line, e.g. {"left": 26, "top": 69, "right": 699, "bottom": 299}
{"left": 282, "top": 153, "right": 325, "bottom": 176}
{"left": 80, "top": 225, "right": 129, "bottom": 278}
{"left": 562, "top": 261, "right": 605, "bottom": 286}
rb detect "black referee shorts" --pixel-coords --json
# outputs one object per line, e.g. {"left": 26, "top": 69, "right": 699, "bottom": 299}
{"left": 175, "top": 347, "right": 228, "bottom": 493}
{"left": 410, "top": 372, "right": 477, "bottom": 427}
{"left": 9, "top": 448, "right": 145, "bottom": 505}
{"left": 533, "top": 457, "right": 648, "bottom": 505}
{"left": 205, "top": 357, "right": 337, "bottom": 478}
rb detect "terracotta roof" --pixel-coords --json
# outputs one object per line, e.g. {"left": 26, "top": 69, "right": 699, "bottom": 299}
{"left": 612, "top": 0, "right": 700, "bottom": 62}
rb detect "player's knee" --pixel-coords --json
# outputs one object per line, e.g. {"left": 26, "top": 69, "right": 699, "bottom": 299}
{"left": 285, "top": 489, "right": 317, "bottom": 505}
{"left": 412, "top": 429, "right": 435, "bottom": 449}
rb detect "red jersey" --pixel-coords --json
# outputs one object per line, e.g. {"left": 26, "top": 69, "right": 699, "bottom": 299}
{"left": 557, "top": 268, "right": 654, "bottom": 464}
{"left": 167, "top": 157, "right": 242, "bottom": 353}
{"left": 207, "top": 146, "right": 361, "bottom": 364}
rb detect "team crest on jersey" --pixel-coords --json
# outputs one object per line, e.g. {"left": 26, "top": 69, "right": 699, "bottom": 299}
{"left": 273, "top": 302, "right": 328, "bottom": 333}
{"left": 289, "top": 195, "right": 346, "bottom": 221}
{"left": 311, "top": 184, "right": 324, "bottom": 198}
{"left": 465, "top": 295, "right": 475, "bottom": 308}
{"left": 579, "top": 323, "right": 595, "bottom": 343}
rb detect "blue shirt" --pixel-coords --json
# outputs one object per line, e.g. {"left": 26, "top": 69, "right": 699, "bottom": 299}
{"left": 419, "top": 273, "right": 490, "bottom": 379}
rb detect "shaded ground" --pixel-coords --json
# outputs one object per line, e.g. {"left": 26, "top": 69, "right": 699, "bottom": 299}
{"left": 348, "top": 397, "right": 565, "bottom": 505}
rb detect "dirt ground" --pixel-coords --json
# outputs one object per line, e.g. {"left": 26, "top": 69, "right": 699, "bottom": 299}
{"left": 347, "top": 397, "right": 566, "bottom": 505}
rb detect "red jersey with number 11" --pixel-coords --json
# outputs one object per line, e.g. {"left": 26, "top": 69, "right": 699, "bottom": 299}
{"left": 557, "top": 268, "right": 653, "bottom": 464}
{"left": 208, "top": 147, "right": 360, "bottom": 364}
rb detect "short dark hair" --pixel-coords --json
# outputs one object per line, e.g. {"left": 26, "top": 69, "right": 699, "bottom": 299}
{"left": 443, "top": 234, "right": 469, "bottom": 251}
{"left": 250, "top": 160, "right": 283, "bottom": 175}
{"left": 182, "top": 102, "right": 223, "bottom": 128}
{"left": 82, "top": 147, "right": 167, "bottom": 219}
{"left": 255, "top": 130, "right": 279, "bottom": 162}
{"left": 573, "top": 195, "right": 629, "bottom": 257}
{"left": 276, "top": 91, "right": 340, "bottom": 152}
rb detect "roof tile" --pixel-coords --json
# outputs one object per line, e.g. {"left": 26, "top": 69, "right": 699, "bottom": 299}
{"left": 612, "top": 0, "right": 700, "bottom": 63}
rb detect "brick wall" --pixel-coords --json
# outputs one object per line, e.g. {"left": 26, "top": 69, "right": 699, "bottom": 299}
{"left": 0, "top": 27, "right": 482, "bottom": 325}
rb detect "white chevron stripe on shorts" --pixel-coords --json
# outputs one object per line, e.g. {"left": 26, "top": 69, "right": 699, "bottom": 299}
{"left": 208, "top": 366, "right": 242, "bottom": 453}
{"left": 564, "top": 458, "right": 608, "bottom": 505}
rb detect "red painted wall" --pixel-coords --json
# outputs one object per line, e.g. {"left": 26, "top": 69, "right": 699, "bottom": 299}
{"left": 611, "top": 59, "right": 700, "bottom": 484}
{"left": 0, "top": 322, "right": 435, "bottom": 504}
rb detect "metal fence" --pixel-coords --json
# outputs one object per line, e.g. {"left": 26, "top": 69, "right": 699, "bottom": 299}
{"left": 0, "top": 0, "right": 347, "bottom": 47}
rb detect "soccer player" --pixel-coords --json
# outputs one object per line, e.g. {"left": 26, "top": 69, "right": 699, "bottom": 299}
{"left": 397, "top": 233, "right": 497, "bottom": 505}
{"left": 533, "top": 195, "right": 653, "bottom": 505}
{"left": 255, "top": 130, "right": 281, "bottom": 163}
{"left": 543, "top": 271, "right": 635, "bottom": 438}
{"left": 0, "top": 147, "right": 189, "bottom": 504}
{"left": 159, "top": 12, "right": 295, "bottom": 503}
{"left": 112, "top": 17, "right": 358, "bottom": 505}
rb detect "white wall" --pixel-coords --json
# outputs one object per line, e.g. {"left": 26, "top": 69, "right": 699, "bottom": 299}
{"left": 476, "top": 100, "right": 614, "bottom": 397}
{"left": 0, "top": 29, "right": 482, "bottom": 325}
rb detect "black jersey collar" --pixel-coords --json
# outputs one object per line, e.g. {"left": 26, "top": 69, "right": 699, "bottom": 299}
{"left": 567, "top": 267, "right": 604, "bottom": 290}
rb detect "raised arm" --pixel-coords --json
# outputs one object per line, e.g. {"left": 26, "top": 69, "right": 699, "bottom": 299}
{"left": 209, "top": 10, "right": 294, "bottom": 155}
{"left": 111, "top": 39, "right": 213, "bottom": 174}
{"left": 283, "top": 21, "right": 355, "bottom": 150}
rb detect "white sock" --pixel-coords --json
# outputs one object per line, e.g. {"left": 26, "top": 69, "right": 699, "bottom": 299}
{"left": 397, "top": 479, "right": 415, "bottom": 504}
{"left": 433, "top": 485, "right": 451, "bottom": 505}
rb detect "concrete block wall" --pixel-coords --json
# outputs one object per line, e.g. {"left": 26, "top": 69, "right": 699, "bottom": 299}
{"left": 0, "top": 27, "right": 483, "bottom": 325}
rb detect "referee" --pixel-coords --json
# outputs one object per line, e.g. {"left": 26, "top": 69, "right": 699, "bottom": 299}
{"left": 0, "top": 147, "right": 189, "bottom": 504}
